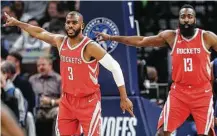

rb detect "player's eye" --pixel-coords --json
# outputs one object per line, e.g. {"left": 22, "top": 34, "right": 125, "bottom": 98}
{"left": 72, "top": 21, "right": 78, "bottom": 24}
{"left": 181, "top": 15, "right": 185, "bottom": 19}
{"left": 188, "top": 15, "right": 193, "bottom": 19}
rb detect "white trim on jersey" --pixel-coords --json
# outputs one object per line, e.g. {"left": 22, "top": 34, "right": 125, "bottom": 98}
{"left": 170, "top": 30, "right": 178, "bottom": 55}
{"left": 67, "top": 36, "right": 87, "bottom": 50}
{"left": 164, "top": 93, "right": 170, "bottom": 131}
{"left": 81, "top": 41, "right": 97, "bottom": 64}
{"left": 88, "top": 101, "right": 101, "bottom": 136}
{"left": 58, "top": 36, "right": 67, "bottom": 55}
{"left": 55, "top": 115, "right": 60, "bottom": 136}
{"left": 181, "top": 28, "right": 199, "bottom": 42}
{"left": 206, "top": 56, "right": 211, "bottom": 78}
{"left": 204, "top": 95, "right": 214, "bottom": 135}
{"left": 201, "top": 30, "right": 211, "bottom": 54}
{"left": 89, "top": 64, "right": 98, "bottom": 85}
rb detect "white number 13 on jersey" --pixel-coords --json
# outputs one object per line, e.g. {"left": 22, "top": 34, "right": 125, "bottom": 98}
{"left": 184, "top": 58, "right": 193, "bottom": 72}
{"left": 68, "top": 67, "right": 73, "bottom": 80}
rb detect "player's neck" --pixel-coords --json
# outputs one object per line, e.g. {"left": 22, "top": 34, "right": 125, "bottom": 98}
{"left": 68, "top": 34, "right": 84, "bottom": 47}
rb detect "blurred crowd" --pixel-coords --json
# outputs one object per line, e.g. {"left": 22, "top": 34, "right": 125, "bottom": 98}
{"left": 1, "top": 1, "right": 80, "bottom": 136}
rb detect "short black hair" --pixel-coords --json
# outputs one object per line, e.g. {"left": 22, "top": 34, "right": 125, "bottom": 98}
{"left": 8, "top": 51, "right": 22, "bottom": 63}
{"left": 180, "top": 4, "right": 196, "bottom": 16}
{"left": 27, "top": 18, "right": 38, "bottom": 23}
{"left": 67, "top": 11, "right": 83, "bottom": 21}
{"left": 181, "top": 4, "right": 195, "bottom": 10}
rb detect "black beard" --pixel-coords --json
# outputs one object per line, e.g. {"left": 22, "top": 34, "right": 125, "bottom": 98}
{"left": 65, "top": 28, "right": 81, "bottom": 38}
{"left": 179, "top": 23, "right": 196, "bottom": 38}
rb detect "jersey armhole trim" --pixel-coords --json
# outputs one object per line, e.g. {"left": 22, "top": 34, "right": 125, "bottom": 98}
{"left": 58, "top": 36, "right": 67, "bottom": 55}
{"left": 170, "top": 30, "right": 178, "bottom": 55}
{"left": 201, "top": 30, "right": 211, "bottom": 54}
{"left": 81, "top": 40, "right": 97, "bottom": 64}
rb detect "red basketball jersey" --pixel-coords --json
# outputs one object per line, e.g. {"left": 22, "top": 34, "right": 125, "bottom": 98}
{"left": 171, "top": 28, "right": 211, "bottom": 86}
{"left": 59, "top": 36, "right": 100, "bottom": 97}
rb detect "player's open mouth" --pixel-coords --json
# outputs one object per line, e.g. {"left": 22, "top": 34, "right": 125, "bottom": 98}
{"left": 184, "top": 24, "right": 189, "bottom": 28}
{"left": 68, "top": 29, "right": 75, "bottom": 34}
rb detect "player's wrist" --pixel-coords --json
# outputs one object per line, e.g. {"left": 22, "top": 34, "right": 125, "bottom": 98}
{"left": 109, "top": 35, "right": 112, "bottom": 41}
{"left": 15, "top": 20, "right": 22, "bottom": 27}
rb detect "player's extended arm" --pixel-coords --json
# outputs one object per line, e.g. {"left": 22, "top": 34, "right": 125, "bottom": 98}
{"left": 3, "top": 12, "right": 63, "bottom": 47}
{"left": 86, "top": 42, "right": 134, "bottom": 117}
{"left": 95, "top": 30, "right": 170, "bottom": 47}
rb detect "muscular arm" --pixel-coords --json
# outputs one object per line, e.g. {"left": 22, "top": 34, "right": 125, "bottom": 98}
{"left": 16, "top": 21, "right": 64, "bottom": 47}
{"left": 109, "top": 30, "right": 173, "bottom": 47}
{"left": 85, "top": 42, "right": 126, "bottom": 92}
{"left": 4, "top": 12, "right": 63, "bottom": 47}
{"left": 85, "top": 42, "right": 134, "bottom": 116}
{"left": 204, "top": 31, "right": 217, "bottom": 51}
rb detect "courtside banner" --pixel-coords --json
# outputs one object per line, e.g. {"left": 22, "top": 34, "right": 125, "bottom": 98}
{"left": 101, "top": 96, "right": 150, "bottom": 136}
{"left": 101, "top": 97, "right": 196, "bottom": 136}
{"left": 80, "top": 1, "right": 139, "bottom": 96}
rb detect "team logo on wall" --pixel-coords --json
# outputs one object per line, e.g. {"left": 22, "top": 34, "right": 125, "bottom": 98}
{"left": 84, "top": 17, "right": 120, "bottom": 53}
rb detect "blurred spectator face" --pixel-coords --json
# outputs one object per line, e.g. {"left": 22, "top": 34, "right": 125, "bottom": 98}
{"left": 13, "top": 1, "right": 24, "bottom": 19}
{"left": 37, "top": 58, "right": 52, "bottom": 76}
{"left": 2, "top": 6, "right": 16, "bottom": 18}
{"left": 26, "top": 19, "right": 39, "bottom": 37}
{"left": 48, "top": 2, "right": 58, "bottom": 18}
{"left": 14, "top": 1, "right": 24, "bottom": 11}
{"left": 6, "top": 55, "right": 19, "bottom": 69}
{"left": 1, "top": 61, "right": 16, "bottom": 79}
{"left": 147, "top": 66, "right": 158, "bottom": 82}
{"left": 28, "top": 20, "right": 39, "bottom": 26}
{"left": 65, "top": 13, "right": 83, "bottom": 38}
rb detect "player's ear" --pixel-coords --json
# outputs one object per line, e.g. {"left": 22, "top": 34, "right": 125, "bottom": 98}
{"left": 81, "top": 23, "right": 85, "bottom": 30}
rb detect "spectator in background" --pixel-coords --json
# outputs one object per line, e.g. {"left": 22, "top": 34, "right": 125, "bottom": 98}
{"left": 1, "top": 4, "right": 21, "bottom": 50}
{"left": 56, "top": 1, "right": 70, "bottom": 19}
{"left": 147, "top": 66, "right": 158, "bottom": 82}
{"left": 39, "top": 1, "right": 59, "bottom": 28}
{"left": 1, "top": 61, "right": 27, "bottom": 128}
{"left": 7, "top": 51, "right": 35, "bottom": 113}
{"left": 29, "top": 57, "right": 61, "bottom": 136}
{"left": 48, "top": 19, "right": 65, "bottom": 73}
{"left": 22, "top": 1, "right": 47, "bottom": 21}
{"left": 2, "top": 60, "right": 36, "bottom": 136}
{"left": 11, "top": 18, "right": 51, "bottom": 53}
{"left": 1, "top": 68, "right": 20, "bottom": 123}
{"left": 1, "top": 39, "right": 9, "bottom": 60}
{"left": 12, "top": 1, "right": 25, "bottom": 20}
{"left": 11, "top": 18, "right": 51, "bottom": 63}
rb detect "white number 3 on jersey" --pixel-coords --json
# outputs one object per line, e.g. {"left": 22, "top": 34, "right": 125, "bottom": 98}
{"left": 68, "top": 67, "right": 73, "bottom": 80}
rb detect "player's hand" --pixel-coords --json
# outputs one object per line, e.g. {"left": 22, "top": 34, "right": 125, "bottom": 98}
{"left": 40, "top": 95, "right": 51, "bottom": 106}
{"left": 3, "top": 12, "right": 19, "bottom": 27}
{"left": 94, "top": 31, "right": 111, "bottom": 42}
{"left": 120, "top": 97, "right": 135, "bottom": 117}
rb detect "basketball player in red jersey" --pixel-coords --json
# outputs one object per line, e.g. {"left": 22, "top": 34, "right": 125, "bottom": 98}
{"left": 3, "top": 11, "right": 134, "bottom": 136}
{"left": 96, "top": 4, "right": 217, "bottom": 136}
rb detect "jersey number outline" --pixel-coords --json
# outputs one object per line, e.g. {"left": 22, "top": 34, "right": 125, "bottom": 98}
{"left": 68, "top": 67, "right": 73, "bottom": 80}
{"left": 184, "top": 58, "right": 193, "bottom": 72}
